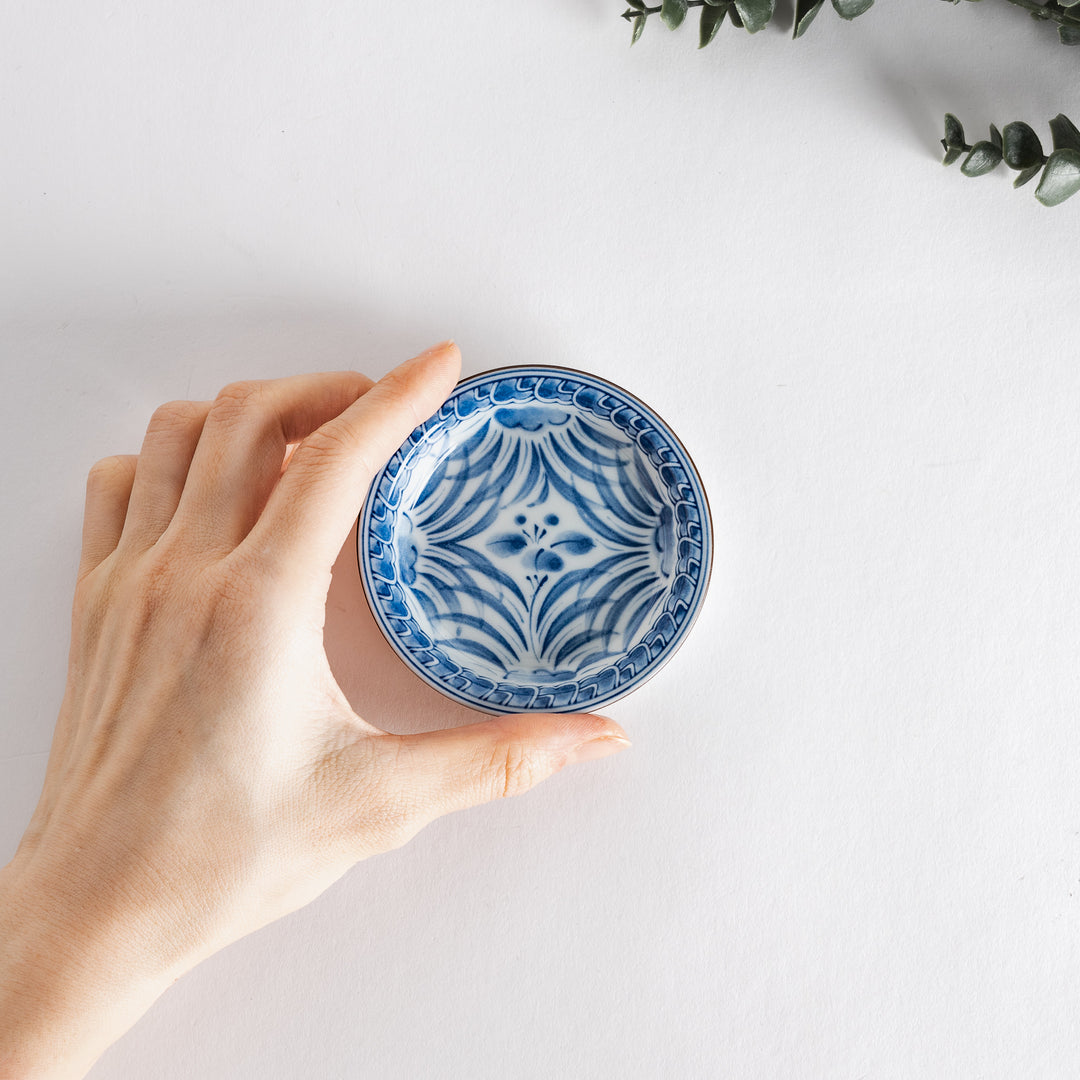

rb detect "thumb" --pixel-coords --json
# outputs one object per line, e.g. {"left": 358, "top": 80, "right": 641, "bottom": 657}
{"left": 393, "top": 713, "right": 631, "bottom": 818}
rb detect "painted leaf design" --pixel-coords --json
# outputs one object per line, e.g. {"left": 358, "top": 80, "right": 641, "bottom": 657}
{"left": 553, "top": 532, "right": 595, "bottom": 555}
{"left": 431, "top": 613, "right": 519, "bottom": 659}
{"left": 555, "top": 628, "right": 612, "bottom": 669}
{"left": 535, "top": 553, "right": 640, "bottom": 631}
{"left": 536, "top": 550, "right": 565, "bottom": 573}
{"left": 487, "top": 533, "right": 528, "bottom": 557}
{"left": 542, "top": 596, "right": 608, "bottom": 656}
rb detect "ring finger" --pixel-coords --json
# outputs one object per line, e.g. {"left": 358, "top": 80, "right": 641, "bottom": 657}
{"left": 119, "top": 399, "right": 212, "bottom": 552}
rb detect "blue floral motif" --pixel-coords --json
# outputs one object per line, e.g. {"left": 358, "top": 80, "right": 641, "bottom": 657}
{"left": 487, "top": 513, "right": 595, "bottom": 571}
{"left": 359, "top": 367, "right": 712, "bottom": 713}
{"left": 395, "top": 515, "right": 419, "bottom": 586}
{"left": 493, "top": 406, "right": 569, "bottom": 432}
{"left": 482, "top": 512, "right": 600, "bottom": 668}
{"left": 396, "top": 408, "right": 672, "bottom": 683}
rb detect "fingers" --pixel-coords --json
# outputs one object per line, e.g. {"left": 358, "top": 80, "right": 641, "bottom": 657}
{"left": 375, "top": 712, "right": 630, "bottom": 834}
{"left": 79, "top": 455, "right": 138, "bottom": 579}
{"left": 316, "top": 710, "right": 629, "bottom": 859}
{"left": 246, "top": 341, "right": 460, "bottom": 576}
{"left": 119, "top": 400, "right": 211, "bottom": 550}
{"left": 172, "top": 372, "right": 376, "bottom": 552}
{"left": 88, "top": 348, "right": 444, "bottom": 571}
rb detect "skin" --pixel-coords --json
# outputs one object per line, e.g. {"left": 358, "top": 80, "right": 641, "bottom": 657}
{"left": 0, "top": 342, "right": 629, "bottom": 1080}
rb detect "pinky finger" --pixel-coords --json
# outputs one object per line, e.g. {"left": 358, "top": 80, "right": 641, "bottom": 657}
{"left": 78, "top": 454, "right": 138, "bottom": 580}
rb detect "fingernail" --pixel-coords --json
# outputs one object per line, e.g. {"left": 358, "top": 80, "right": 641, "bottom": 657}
{"left": 417, "top": 339, "right": 456, "bottom": 359}
{"left": 565, "top": 733, "right": 632, "bottom": 766}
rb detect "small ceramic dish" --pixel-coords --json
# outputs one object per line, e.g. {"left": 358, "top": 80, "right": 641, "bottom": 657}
{"left": 357, "top": 365, "right": 712, "bottom": 713}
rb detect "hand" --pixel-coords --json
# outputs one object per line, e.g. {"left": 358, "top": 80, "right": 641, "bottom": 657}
{"left": 0, "top": 342, "right": 629, "bottom": 1080}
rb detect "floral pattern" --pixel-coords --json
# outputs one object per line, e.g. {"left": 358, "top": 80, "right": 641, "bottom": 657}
{"left": 359, "top": 368, "right": 710, "bottom": 713}
{"left": 391, "top": 404, "right": 675, "bottom": 683}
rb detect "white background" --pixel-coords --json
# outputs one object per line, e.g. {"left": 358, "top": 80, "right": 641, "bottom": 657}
{"left": 4, "top": 2, "right": 1080, "bottom": 1077}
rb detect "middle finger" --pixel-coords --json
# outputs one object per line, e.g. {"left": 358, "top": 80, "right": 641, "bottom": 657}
{"left": 171, "top": 371, "right": 375, "bottom": 552}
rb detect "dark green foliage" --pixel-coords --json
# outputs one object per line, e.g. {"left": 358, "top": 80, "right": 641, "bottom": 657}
{"left": 942, "top": 114, "right": 1080, "bottom": 206}
{"left": 619, "top": 2, "right": 1079, "bottom": 207}
{"left": 732, "top": 0, "right": 775, "bottom": 33}
{"left": 622, "top": 0, "right": 1080, "bottom": 44}
{"left": 1013, "top": 165, "right": 1042, "bottom": 189}
{"left": 962, "top": 141, "right": 1003, "bottom": 177}
{"left": 793, "top": 0, "right": 826, "bottom": 36}
{"left": 1036, "top": 150, "right": 1080, "bottom": 206}
{"left": 661, "top": 0, "right": 688, "bottom": 29}
{"left": 699, "top": 3, "right": 726, "bottom": 46}
{"left": 832, "top": 0, "right": 874, "bottom": 18}
{"left": 1049, "top": 113, "right": 1080, "bottom": 153}
{"left": 620, "top": 0, "right": 864, "bottom": 44}
{"left": 1048, "top": 0, "right": 1080, "bottom": 44}
{"left": 1002, "top": 122, "right": 1044, "bottom": 170}
{"left": 943, "top": 114, "right": 966, "bottom": 152}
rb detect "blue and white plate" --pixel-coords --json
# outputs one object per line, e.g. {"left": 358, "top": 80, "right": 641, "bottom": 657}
{"left": 357, "top": 366, "right": 712, "bottom": 713}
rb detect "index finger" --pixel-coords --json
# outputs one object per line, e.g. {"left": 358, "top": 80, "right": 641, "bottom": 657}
{"left": 244, "top": 340, "right": 460, "bottom": 577}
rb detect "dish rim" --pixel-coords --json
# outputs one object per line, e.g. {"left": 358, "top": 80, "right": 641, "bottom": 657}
{"left": 355, "top": 362, "right": 714, "bottom": 713}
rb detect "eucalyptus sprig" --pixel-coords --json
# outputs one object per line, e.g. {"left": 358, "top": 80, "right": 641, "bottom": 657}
{"left": 620, "top": 0, "right": 872, "bottom": 45}
{"left": 623, "top": 1, "right": 1079, "bottom": 206}
{"left": 958, "top": 0, "right": 1080, "bottom": 46}
{"left": 941, "top": 113, "right": 1080, "bottom": 205}
{"left": 621, "top": 0, "right": 1080, "bottom": 45}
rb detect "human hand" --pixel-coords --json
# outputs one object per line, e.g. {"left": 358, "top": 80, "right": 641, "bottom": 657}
{"left": 0, "top": 342, "right": 629, "bottom": 1080}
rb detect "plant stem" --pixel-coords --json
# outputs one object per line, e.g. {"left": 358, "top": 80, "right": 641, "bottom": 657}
{"left": 622, "top": 2, "right": 688, "bottom": 18}
{"left": 1002, "top": 0, "right": 1080, "bottom": 24}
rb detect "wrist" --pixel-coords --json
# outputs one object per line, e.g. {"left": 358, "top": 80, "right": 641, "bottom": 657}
{"left": 0, "top": 852, "right": 181, "bottom": 1080}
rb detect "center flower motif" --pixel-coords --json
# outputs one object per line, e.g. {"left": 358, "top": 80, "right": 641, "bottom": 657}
{"left": 486, "top": 513, "right": 595, "bottom": 575}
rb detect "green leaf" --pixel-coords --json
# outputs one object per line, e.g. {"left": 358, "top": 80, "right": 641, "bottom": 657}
{"left": 831, "top": 0, "right": 874, "bottom": 19}
{"left": 961, "top": 141, "right": 1003, "bottom": 177}
{"left": 942, "top": 145, "right": 963, "bottom": 167}
{"left": 733, "top": 0, "right": 774, "bottom": 33}
{"left": 699, "top": 4, "right": 727, "bottom": 45}
{"left": 631, "top": 13, "right": 646, "bottom": 43}
{"left": 943, "top": 113, "right": 966, "bottom": 150}
{"left": 727, "top": 4, "right": 744, "bottom": 27}
{"left": 794, "top": 0, "right": 826, "bottom": 36}
{"left": 1035, "top": 149, "right": 1080, "bottom": 206}
{"left": 989, "top": 124, "right": 1002, "bottom": 152}
{"left": 1060, "top": 25, "right": 1080, "bottom": 45}
{"left": 661, "top": 0, "right": 688, "bottom": 29}
{"left": 1002, "top": 121, "right": 1045, "bottom": 170}
{"left": 625, "top": 0, "right": 647, "bottom": 9}
{"left": 1050, "top": 114, "right": 1080, "bottom": 153}
{"left": 1013, "top": 164, "right": 1042, "bottom": 189}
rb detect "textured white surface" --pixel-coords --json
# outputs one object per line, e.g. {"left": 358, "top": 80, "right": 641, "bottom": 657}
{"left": 3, "top": 2, "right": 1080, "bottom": 1077}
